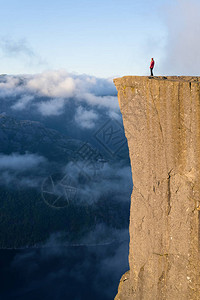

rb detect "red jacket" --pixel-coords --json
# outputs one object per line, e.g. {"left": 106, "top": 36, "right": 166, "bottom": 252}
{"left": 150, "top": 60, "right": 155, "bottom": 68}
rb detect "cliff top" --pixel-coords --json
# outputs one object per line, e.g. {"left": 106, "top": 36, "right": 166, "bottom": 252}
{"left": 114, "top": 76, "right": 200, "bottom": 86}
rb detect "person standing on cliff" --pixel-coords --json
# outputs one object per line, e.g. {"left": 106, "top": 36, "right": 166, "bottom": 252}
{"left": 150, "top": 58, "right": 155, "bottom": 76}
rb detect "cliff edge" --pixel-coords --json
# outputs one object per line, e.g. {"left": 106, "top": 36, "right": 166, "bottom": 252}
{"left": 114, "top": 76, "right": 200, "bottom": 300}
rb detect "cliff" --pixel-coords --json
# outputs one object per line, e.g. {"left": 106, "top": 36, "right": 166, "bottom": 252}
{"left": 113, "top": 76, "right": 200, "bottom": 300}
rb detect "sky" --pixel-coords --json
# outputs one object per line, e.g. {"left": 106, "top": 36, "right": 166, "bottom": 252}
{"left": 0, "top": 0, "right": 200, "bottom": 77}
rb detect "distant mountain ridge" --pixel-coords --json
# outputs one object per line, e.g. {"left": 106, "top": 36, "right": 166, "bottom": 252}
{"left": 0, "top": 114, "right": 84, "bottom": 162}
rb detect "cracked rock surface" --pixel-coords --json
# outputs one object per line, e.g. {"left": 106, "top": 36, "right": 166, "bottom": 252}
{"left": 114, "top": 76, "right": 200, "bottom": 300}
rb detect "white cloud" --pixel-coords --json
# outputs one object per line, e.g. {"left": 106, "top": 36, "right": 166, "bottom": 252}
{"left": 107, "top": 110, "right": 121, "bottom": 121}
{"left": 0, "top": 152, "right": 46, "bottom": 171}
{"left": 79, "top": 92, "right": 118, "bottom": 110}
{"left": 11, "top": 95, "right": 34, "bottom": 110}
{"left": 0, "top": 76, "right": 24, "bottom": 97}
{"left": 74, "top": 106, "right": 99, "bottom": 129}
{"left": 64, "top": 160, "right": 132, "bottom": 205}
{"left": 0, "top": 70, "right": 118, "bottom": 106}
{"left": 0, "top": 71, "right": 119, "bottom": 120}
{"left": 161, "top": 0, "right": 200, "bottom": 75}
{"left": 0, "top": 153, "right": 47, "bottom": 188}
{"left": 27, "top": 70, "right": 76, "bottom": 98}
{"left": 37, "top": 98, "right": 65, "bottom": 116}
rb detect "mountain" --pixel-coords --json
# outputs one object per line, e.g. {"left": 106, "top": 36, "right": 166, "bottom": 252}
{"left": 0, "top": 114, "right": 83, "bottom": 162}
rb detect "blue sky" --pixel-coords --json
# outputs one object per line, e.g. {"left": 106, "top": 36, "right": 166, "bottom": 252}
{"left": 0, "top": 0, "right": 200, "bottom": 77}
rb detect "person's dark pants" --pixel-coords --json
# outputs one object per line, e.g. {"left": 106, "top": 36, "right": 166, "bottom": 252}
{"left": 150, "top": 68, "right": 154, "bottom": 76}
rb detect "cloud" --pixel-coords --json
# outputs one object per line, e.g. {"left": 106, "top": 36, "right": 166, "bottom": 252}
{"left": 0, "top": 72, "right": 121, "bottom": 132}
{"left": 0, "top": 153, "right": 47, "bottom": 188}
{"left": 8, "top": 224, "right": 129, "bottom": 299}
{"left": 0, "top": 71, "right": 119, "bottom": 112}
{"left": 160, "top": 0, "right": 200, "bottom": 75}
{"left": 26, "top": 71, "right": 118, "bottom": 110}
{"left": 107, "top": 110, "right": 122, "bottom": 121}
{"left": 64, "top": 160, "right": 132, "bottom": 205}
{"left": 0, "top": 76, "right": 24, "bottom": 97}
{"left": 0, "top": 152, "right": 46, "bottom": 171}
{"left": 36, "top": 98, "right": 66, "bottom": 116}
{"left": 0, "top": 37, "right": 35, "bottom": 57}
{"left": 8, "top": 238, "right": 129, "bottom": 300}
{"left": 11, "top": 95, "right": 34, "bottom": 110}
{"left": 0, "top": 37, "right": 46, "bottom": 67}
{"left": 74, "top": 106, "right": 99, "bottom": 129}
{"left": 79, "top": 224, "right": 129, "bottom": 246}
{"left": 27, "top": 70, "right": 76, "bottom": 98}
{"left": 79, "top": 92, "right": 118, "bottom": 110}
{"left": 0, "top": 171, "right": 43, "bottom": 188}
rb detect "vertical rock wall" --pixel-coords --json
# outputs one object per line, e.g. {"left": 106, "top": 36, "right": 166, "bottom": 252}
{"left": 114, "top": 76, "right": 200, "bottom": 300}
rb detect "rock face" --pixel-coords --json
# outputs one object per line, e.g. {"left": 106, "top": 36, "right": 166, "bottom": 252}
{"left": 113, "top": 76, "right": 200, "bottom": 300}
